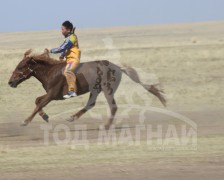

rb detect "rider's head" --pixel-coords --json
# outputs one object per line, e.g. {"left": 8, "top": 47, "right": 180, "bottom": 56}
{"left": 61, "top": 21, "right": 73, "bottom": 36}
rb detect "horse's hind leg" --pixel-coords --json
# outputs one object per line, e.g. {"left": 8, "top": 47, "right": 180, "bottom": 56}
{"left": 67, "top": 92, "right": 99, "bottom": 122}
{"left": 103, "top": 91, "right": 118, "bottom": 130}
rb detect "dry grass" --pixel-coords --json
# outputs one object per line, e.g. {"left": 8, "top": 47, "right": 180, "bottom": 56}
{"left": 0, "top": 22, "right": 224, "bottom": 179}
{"left": 1, "top": 22, "right": 224, "bottom": 123}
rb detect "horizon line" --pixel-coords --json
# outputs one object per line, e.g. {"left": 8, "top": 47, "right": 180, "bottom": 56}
{"left": 0, "top": 20, "right": 223, "bottom": 34}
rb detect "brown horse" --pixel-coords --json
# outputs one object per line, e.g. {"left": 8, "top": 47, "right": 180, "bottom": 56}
{"left": 8, "top": 49, "right": 166, "bottom": 129}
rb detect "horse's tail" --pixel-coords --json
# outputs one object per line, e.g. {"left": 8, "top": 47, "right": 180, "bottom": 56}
{"left": 120, "top": 65, "right": 167, "bottom": 107}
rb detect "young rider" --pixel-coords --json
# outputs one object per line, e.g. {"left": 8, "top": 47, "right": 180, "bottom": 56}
{"left": 49, "top": 21, "right": 81, "bottom": 99}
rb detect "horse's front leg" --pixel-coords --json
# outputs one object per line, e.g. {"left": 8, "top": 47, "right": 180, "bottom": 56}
{"left": 36, "top": 95, "right": 49, "bottom": 122}
{"left": 38, "top": 109, "right": 49, "bottom": 122}
{"left": 21, "top": 94, "right": 52, "bottom": 126}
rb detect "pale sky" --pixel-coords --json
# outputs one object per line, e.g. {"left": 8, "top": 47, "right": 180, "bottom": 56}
{"left": 0, "top": 0, "right": 223, "bottom": 32}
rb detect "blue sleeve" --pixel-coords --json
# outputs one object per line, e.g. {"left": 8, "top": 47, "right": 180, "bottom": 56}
{"left": 50, "top": 38, "right": 74, "bottom": 57}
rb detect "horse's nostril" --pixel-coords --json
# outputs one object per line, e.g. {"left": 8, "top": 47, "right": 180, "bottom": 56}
{"left": 8, "top": 81, "right": 13, "bottom": 86}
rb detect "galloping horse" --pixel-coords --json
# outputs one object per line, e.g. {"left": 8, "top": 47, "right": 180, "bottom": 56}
{"left": 8, "top": 49, "right": 166, "bottom": 129}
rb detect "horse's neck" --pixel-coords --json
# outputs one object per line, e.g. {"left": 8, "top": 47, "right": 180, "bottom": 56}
{"left": 33, "top": 64, "right": 48, "bottom": 90}
{"left": 33, "top": 63, "right": 63, "bottom": 91}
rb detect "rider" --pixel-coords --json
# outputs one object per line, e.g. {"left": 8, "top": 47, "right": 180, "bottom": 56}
{"left": 49, "top": 21, "right": 81, "bottom": 99}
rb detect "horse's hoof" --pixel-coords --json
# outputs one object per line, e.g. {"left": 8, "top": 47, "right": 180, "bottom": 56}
{"left": 66, "top": 116, "right": 74, "bottom": 122}
{"left": 67, "top": 115, "right": 79, "bottom": 122}
{"left": 73, "top": 116, "right": 79, "bottom": 121}
{"left": 21, "top": 121, "right": 28, "bottom": 126}
{"left": 42, "top": 114, "right": 49, "bottom": 123}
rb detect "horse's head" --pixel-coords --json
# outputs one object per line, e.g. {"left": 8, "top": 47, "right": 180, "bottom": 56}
{"left": 8, "top": 49, "right": 37, "bottom": 88}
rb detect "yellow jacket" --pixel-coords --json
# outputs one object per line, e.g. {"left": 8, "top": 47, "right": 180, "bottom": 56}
{"left": 50, "top": 33, "right": 81, "bottom": 61}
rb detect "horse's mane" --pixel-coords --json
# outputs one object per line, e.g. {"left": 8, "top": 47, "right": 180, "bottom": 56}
{"left": 25, "top": 49, "right": 65, "bottom": 65}
{"left": 32, "top": 54, "right": 65, "bottom": 65}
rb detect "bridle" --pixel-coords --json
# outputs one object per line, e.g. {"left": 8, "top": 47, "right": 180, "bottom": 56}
{"left": 15, "top": 58, "right": 38, "bottom": 80}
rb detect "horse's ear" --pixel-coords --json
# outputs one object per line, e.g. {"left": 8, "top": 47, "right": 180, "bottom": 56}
{"left": 42, "top": 49, "right": 50, "bottom": 58}
{"left": 24, "top": 49, "right": 32, "bottom": 58}
{"left": 44, "top": 48, "right": 49, "bottom": 54}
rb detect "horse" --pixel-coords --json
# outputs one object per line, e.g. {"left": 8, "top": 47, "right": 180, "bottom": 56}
{"left": 8, "top": 49, "right": 166, "bottom": 129}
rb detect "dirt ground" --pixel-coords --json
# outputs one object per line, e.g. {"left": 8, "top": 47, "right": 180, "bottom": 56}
{"left": 0, "top": 22, "right": 224, "bottom": 179}
{"left": 0, "top": 109, "right": 224, "bottom": 180}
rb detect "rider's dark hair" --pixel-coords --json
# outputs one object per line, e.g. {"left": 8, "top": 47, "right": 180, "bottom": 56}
{"left": 62, "top": 21, "right": 74, "bottom": 32}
